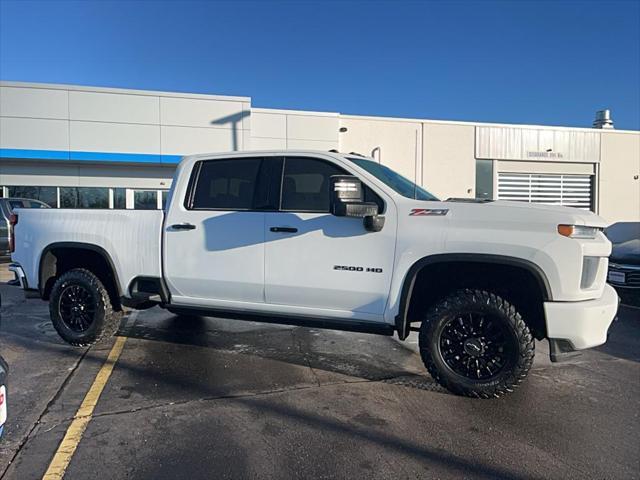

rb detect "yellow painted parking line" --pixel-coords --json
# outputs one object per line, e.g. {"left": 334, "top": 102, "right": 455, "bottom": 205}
{"left": 42, "top": 336, "right": 127, "bottom": 480}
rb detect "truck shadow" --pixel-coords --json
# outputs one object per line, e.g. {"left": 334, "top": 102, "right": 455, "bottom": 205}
{"left": 117, "top": 309, "right": 440, "bottom": 389}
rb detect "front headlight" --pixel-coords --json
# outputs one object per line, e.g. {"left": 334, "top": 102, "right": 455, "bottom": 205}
{"left": 557, "top": 224, "right": 601, "bottom": 239}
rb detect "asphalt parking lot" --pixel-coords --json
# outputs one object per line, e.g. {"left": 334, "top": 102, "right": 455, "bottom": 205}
{"left": 0, "top": 280, "right": 639, "bottom": 480}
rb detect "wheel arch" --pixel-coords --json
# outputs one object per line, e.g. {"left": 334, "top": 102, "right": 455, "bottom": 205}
{"left": 38, "top": 242, "right": 123, "bottom": 303}
{"left": 394, "top": 253, "right": 552, "bottom": 340}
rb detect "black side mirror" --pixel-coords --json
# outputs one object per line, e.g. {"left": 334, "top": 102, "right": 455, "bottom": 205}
{"left": 364, "top": 215, "right": 385, "bottom": 232}
{"left": 330, "top": 175, "right": 385, "bottom": 232}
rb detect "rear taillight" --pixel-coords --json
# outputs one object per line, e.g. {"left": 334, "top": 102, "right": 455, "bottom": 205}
{"left": 9, "top": 213, "right": 18, "bottom": 253}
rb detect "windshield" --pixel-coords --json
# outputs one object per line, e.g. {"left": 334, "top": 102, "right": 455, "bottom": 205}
{"left": 8, "top": 199, "right": 50, "bottom": 212}
{"left": 348, "top": 157, "right": 439, "bottom": 201}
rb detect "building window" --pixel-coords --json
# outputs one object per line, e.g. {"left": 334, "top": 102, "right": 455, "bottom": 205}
{"left": 475, "top": 159, "right": 494, "bottom": 200}
{"left": 2, "top": 186, "right": 169, "bottom": 210}
{"left": 133, "top": 190, "right": 158, "bottom": 210}
{"left": 113, "top": 188, "right": 127, "bottom": 209}
{"left": 60, "top": 187, "right": 109, "bottom": 208}
{"left": 59, "top": 188, "right": 76, "bottom": 208}
{"left": 7, "top": 186, "right": 58, "bottom": 208}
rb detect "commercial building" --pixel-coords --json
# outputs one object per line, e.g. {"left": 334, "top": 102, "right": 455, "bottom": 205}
{"left": 1, "top": 81, "right": 638, "bottom": 222}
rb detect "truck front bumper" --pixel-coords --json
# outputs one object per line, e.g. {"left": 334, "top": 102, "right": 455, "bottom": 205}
{"left": 544, "top": 284, "right": 619, "bottom": 361}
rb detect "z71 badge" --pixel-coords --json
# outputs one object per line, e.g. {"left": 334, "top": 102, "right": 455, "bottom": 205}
{"left": 410, "top": 208, "right": 448, "bottom": 216}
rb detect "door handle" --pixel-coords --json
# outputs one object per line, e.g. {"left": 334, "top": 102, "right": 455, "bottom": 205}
{"left": 270, "top": 226, "right": 298, "bottom": 233}
{"left": 171, "top": 223, "right": 196, "bottom": 230}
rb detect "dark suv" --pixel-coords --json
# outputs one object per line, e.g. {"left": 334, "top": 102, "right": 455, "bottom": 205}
{"left": 606, "top": 222, "right": 640, "bottom": 307}
{"left": 0, "top": 355, "right": 6, "bottom": 438}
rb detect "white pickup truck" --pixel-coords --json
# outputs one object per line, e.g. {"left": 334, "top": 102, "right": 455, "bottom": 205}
{"left": 9, "top": 150, "right": 619, "bottom": 398}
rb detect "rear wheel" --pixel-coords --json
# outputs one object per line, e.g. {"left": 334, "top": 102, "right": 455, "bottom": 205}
{"left": 419, "top": 289, "right": 534, "bottom": 398}
{"left": 49, "top": 268, "right": 122, "bottom": 346}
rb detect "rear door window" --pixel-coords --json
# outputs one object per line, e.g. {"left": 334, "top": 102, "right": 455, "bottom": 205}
{"left": 190, "top": 158, "right": 266, "bottom": 210}
{"left": 191, "top": 158, "right": 262, "bottom": 210}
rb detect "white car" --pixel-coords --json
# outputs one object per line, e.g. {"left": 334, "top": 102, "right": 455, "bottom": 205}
{"left": 9, "top": 151, "right": 619, "bottom": 398}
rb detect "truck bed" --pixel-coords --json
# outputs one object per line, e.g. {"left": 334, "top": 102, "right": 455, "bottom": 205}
{"left": 12, "top": 209, "right": 164, "bottom": 295}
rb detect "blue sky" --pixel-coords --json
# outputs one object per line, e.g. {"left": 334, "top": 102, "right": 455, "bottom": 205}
{"left": 1, "top": 0, "right": 639, "bottom": 129}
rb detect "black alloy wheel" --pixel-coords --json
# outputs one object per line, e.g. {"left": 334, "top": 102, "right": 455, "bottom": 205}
{"left": 49, "top": 268, "right": 123, "bottom": 346}
{"left": 419, "top": 289, "right": 535, "bottom": 398}
{"left": 58, "top": 284, "right": 97, "bottom": 332}
{"left": 438, "top": 312, "right": 516, "bottom": 381}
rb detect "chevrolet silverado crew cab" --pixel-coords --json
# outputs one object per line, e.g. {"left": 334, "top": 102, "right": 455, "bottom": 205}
{"left": 9, "top": 151, "right": 619, "bottom": 398}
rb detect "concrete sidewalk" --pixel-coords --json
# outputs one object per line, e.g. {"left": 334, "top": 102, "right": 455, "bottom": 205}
{"left": 0, "top": 262, "right": 14, "bottom": 283}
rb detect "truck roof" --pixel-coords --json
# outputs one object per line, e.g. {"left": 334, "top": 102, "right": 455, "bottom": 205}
{"left": 180, "top": 150, "right": 374, "bottom": 163}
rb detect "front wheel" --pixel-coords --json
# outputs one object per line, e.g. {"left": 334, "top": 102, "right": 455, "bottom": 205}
{"left": 419, "top": 289, "right": 534, "bottom": 398}
{"left": 49, "top": 268, "right": 123, "bottom": 346}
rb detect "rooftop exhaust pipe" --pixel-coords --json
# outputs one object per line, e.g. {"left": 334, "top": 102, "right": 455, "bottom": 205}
{"left": 593, "top": 109, "right": 614, "bottom": 129}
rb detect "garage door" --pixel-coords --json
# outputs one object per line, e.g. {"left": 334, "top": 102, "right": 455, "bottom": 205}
{"left": 497, "top": 173, "right": 593, "bottom": 210}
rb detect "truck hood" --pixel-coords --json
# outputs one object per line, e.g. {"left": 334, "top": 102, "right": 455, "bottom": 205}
{"left": 420, "top": 199, "right": 609, "bottom": 229}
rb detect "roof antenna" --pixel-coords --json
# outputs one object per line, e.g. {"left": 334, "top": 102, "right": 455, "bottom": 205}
{"left": 371, "top": 147, "right": 381, "bottom": 162}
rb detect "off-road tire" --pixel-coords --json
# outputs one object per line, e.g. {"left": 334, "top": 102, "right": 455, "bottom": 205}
{"left": 419, "top": 289, "right": 535, "bottom": 398}
{"left": 49, "top": 268, "right": 123, "bottom": 346}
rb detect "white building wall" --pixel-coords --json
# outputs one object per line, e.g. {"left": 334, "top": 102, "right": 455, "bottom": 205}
{"left": 0, "top": 85, "right": 68, "bottom": 119}
{"left": 338, "top": 116, "right": 423, "bottom": 184}
{"left": 0, "top": 82, "right": 251, "bottom": 161}
{"left": 422, "top": 123, "right": 476, "bottom": 199}
{"left": 160, "top": 126, "right": 241, "bottom": 156}
{"left": 337, "top": 117, "right": 477, "bottom": 200}
{"left": 599, "top": 131, "right": 640, "bottom": 223}
{"left": 250, "top": 108, "right": 339, "bottom": 151}
{"left": 70, "top": 121, "right": 160, "bottom": 154}
{"left": 0, "top": 161, "right": 174, "bottom": 190}
{"left": 475, "top": 125, "right": 601, "bottom": 163}
{"left": 0, "top": 117, "right": 70, "bottom": 151}
{"left": 69, "top": 90, "right": 160, "bottom": 124}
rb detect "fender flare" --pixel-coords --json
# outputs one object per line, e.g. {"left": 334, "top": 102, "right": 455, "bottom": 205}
{"left": 38, "top": 241, "right": 123, "bottom": 298}
{"left": 394, "top": 253, "right": 553, "bottom": 340}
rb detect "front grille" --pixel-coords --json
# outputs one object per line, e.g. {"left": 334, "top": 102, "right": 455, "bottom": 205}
{"left": 608, "top": 264, "right": 640, "bottom": 288}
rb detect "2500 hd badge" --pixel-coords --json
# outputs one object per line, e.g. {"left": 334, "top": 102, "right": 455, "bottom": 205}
{"left": 334, "top": 265, "right": 384, "bottom": 273}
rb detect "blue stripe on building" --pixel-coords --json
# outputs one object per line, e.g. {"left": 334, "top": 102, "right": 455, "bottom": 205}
{"left": 0, "top": 149, "right": 182, "bottom": 164}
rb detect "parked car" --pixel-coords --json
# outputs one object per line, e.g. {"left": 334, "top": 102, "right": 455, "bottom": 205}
{"left": 606, "top": 222, "right": 640, "bottom": 307}
{"left": 0, "top": 293, "right": 7, "bottom": 438}
{"left": 1, "top": 198, "right": 50, "bottom": 261}
{"left": 9, "top": 150, "right": 619, "bottom": 398}
{"left": 0, "top": 355, "right": 6, "bottom": 439}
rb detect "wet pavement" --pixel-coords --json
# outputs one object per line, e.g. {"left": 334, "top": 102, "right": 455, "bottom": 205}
{"left": 0, "top": 283, "right": 638, "bottom": 479}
